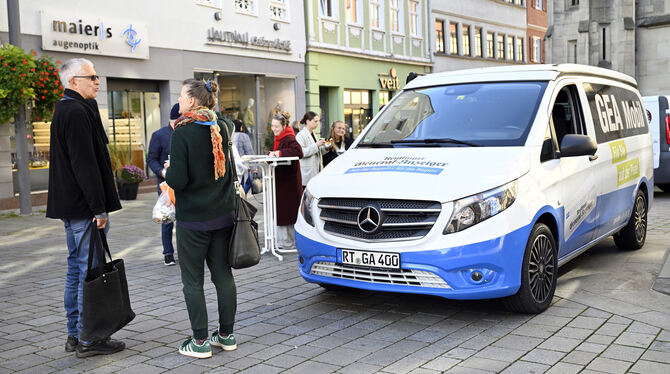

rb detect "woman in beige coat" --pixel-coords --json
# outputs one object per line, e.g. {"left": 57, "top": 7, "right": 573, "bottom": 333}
{"left": 296, "top": 111, "right": 329, "bottom": 190}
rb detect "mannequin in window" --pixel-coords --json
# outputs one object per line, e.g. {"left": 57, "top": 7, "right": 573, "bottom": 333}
{"left": 242, "top": 98, "right": 255, "bottom": 138}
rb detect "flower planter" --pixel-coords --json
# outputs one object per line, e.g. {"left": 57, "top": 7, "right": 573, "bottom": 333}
{"left": 117, "top": 182, "right": 139, "bottom": 200}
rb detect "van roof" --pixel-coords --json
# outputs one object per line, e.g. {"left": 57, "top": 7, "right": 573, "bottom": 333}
{"left": 405, "top": 63, "right": 638, "bottom": 90}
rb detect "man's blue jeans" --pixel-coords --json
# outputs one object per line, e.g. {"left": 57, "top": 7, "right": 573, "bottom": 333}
{"left": 63, "top": 218, "right": 109, "bottom": 339}
{"left": 158, "top": 187, "right": 175, "bottom": 256}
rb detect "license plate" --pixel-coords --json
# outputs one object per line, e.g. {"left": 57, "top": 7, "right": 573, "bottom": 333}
{"left": 339, "top": 249, "right": 400, "bottom": 269}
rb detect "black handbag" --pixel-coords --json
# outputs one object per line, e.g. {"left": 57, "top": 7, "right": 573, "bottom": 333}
{"left": 224, "top": 126, "right": 262, "bottom": 269}
{"left": 80, "top": 226, "right": 135, "bottom": 342}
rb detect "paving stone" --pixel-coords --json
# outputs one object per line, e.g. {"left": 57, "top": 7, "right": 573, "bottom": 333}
{"left": 566, "top": 316, "right": 607, "bottom": 330}
{"left": 585, "top": 357, "right": 632, "bottom": 374}
{"left": 337, "top": 362, "right": 383, "bottom": 374}
{"left": 475, "top": 346, "right": 526, "bottom": 362}
{"left": 459, "top": 357, "right": 509, "bottom": 372}
{"left": 381, "top": 356, "right": 427, "bottom": 374}
{"left": 628, "top": 360, "right": 670, "bottom": 374}
{"left": 236, "top": 363, "right": 283, "bottom": 374}
{"left": 312, "top": 347, "right": 369, "bottom": 367}
{"left": 614, "top": 331, "right": 656, "bottom": 348}
{"left": 648, "top": 340, "right": 670, "bottom": 352}
{"left": 554, "top": 327, "right": 592, "bottom": 340}
{"left": 513, "top": 324, "right": 559, "bottom": 339}
{"left": 626, "top": 321, "right": 661, "bottom": 335}
{"left": 115, "top": 363, "right": 166, "bottom": 374}
{"left": 600, "top": 343, "right": 645, "bottom": 362}
{"left": 595, "top": 322, "right": 628, "bottom": 336}
{"left": 444, "top": 365, "right": 495, "bottom": 374}
{"left": 521, "top": 348, "right": 566, "bottom": 365}
{"left": 561, "top": 350, "right": 597, "bottom": 365}
{"left": 282, "top": 360, "right": 340, "bottom": 374}
{"left": 585, "top": 333, "right": 616, "bottom": 345}
{"left": 443, "top": 347, "right": 478, "bottom": 360}
{"left": 575, "top": 342, "right": 608, "bottom": 354}
{"left": 500, "top": 361, "right": 550, "bottom": 374}
{"left": 537, "top": 336, "right": 581, "bottom": 353}
{"left": 581, "top": 308, "right": 612, "bottom": 319}
{"left": 493, "top": 334, "right": 544, "bottom": 351}
{"left": 422, "top": 357, "right": 461, "bottom": 372}
{"left": 641, "top": 349, "right": 670, "bottom": 364}
{"left": 544, "top": 362, "right": 583, "bottom": 374}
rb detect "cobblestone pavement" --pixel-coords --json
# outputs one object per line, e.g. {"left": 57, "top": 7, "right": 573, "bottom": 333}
{"left": 1, "top": 190, "right": 669, "bottom": 374}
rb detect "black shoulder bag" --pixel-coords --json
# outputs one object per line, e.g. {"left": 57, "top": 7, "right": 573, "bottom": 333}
{"left": 223, "top": 125, "right": 262, "bottom": 269}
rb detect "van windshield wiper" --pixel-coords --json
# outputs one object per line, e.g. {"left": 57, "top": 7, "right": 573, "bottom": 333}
{"left": 356, "top": 142, "right": 395, "bottom": 148}
{"left": 390, "top": 138, "right": 482, "bottom": 147}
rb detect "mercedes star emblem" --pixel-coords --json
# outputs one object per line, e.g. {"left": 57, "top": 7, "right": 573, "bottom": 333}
{"left": 357, "top": 205, "right": 382, "bottom": 234}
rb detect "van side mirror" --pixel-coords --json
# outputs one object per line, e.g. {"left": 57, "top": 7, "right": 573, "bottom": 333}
{"left": 559, "top": 134, "right": 597, "bottom": 157}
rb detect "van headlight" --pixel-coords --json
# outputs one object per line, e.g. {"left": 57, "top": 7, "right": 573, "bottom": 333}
{"left": 300, "top": 189, "right": 315, "bottom": 227}
{"left": 443, "top": 180, "right": 517, "bottom": 234}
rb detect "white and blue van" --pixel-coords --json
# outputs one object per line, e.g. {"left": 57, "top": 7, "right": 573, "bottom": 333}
{"left": 295, "top": 64, "right": 653, "bottom": 313}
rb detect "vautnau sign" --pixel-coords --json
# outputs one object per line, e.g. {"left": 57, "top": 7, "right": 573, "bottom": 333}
{"left": 40, "top": 11, "right": 150, "bottom": 59}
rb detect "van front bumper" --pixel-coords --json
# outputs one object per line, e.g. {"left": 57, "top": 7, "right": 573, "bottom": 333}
{"left": 295, "top": 224, "right": 531, "bottom": 300}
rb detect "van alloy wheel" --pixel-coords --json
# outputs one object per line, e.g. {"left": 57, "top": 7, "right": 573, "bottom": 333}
{"left": 502, "top": 223, "right": 557, "bottom": 314}
{"left": 614, "top": 189, "right": 647, "bottom": 250}
{"left": 529, "top": 234, "right": 555, "bottom": 304}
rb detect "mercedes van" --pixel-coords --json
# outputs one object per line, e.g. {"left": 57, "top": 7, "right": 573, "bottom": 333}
{"left": 295, "top": 64, "right": 653, "bottom": 313}
{"left": 642, "top": 95, "right": 670, "bottom": 192}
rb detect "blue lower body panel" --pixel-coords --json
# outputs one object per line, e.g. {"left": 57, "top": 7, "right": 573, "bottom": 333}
{"left": 296, "top": 224, "right": 532, "bottom": 300}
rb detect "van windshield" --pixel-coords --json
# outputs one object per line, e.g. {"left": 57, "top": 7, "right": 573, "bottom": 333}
{"left": 358, "top": 81, "right": 548, "bottom": 147}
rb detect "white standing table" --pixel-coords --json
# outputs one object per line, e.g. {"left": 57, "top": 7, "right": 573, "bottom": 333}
{"left": 241, "top": 155, "right": 299, "bottom": 261}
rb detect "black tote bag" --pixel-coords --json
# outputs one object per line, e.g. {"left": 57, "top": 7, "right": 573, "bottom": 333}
{"left": 224, "top": 125, "right": 262, "bottom": 269}
{"left": 80, "top": 226, "right": 135, "bottom": 342}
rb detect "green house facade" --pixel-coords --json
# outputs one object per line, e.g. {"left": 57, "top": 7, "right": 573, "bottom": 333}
{"left": 305, "top": 0, "right": 432, "bottom": 139}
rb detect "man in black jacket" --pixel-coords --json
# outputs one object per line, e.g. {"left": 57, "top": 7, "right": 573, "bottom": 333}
{"left": 47, "top": 58, "right": 125, "bottom": 358}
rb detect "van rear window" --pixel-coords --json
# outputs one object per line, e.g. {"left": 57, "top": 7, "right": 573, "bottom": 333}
{"left": 359, "top": 81, "right": 547, "bottom": 147}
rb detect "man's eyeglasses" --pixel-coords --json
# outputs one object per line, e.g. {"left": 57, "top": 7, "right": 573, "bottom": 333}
{"left": 73, "top": 75, "right": 100, "bottom": 81}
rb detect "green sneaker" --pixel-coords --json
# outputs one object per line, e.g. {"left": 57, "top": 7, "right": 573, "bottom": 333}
{"left": 209, "top": 330, "right": 237, "bottom": 351}
{"left": 178, "top": 338, "right": 212, "bottom": 358}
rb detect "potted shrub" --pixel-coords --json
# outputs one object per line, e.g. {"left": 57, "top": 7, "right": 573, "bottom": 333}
{"left": 116, "top": 164, "right": 146, "bottom": 200}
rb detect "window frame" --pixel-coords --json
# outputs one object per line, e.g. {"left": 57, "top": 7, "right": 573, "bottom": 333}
{"left": 269, "top": 0, "right": 290, "bottom": 23}
{"left": 449, "top": 23, "right": 458, "bottom": 55}
{"left": 532, "top": 36, "right": 541, "bottom": 63}
{"left": 319, "top": 0, "right": 338, "bottom": 20}
{"left": 370, "top": 0, "right": 384, "bottom": 30}
{"left": 462, "top": 25, "right": 471, "bottom": 56}
{"left": 346, "top": 0, "right": 362, "bottom": 25}
{"left": 409, "top": 0, "right": 421, "bottom": 37}
{"left": 390, "top": 0, "right": 402, "bottom": 34}
{"left": 435, "top": 20, "right": 445, "bottom": 53}
{"left": 486, "top": 32, "right": 494, "bottom": 58}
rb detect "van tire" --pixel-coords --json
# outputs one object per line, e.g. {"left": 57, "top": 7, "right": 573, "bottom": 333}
{"left": 658, "top": 184, "right": 670, "bottom": 193}
{"left": 613, "top": 189, "right": 647, "bottom": 250}
{"left": 502, "top": 223, "right": 557, "bottom": 314}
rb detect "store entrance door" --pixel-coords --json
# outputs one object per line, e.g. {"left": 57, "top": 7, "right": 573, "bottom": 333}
{"left": 107, "top": 90, "right": 161, "bottom": 175}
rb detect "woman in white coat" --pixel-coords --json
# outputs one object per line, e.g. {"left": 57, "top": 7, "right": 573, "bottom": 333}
{"left": 296, "top": 111, "right": 329, "bottom": 189}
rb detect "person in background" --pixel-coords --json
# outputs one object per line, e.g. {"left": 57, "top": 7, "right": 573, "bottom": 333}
{"left": 296, "top": 111, "right": 329, "bottom": 190}
{"left": 290, "top": 120, "right": 301, "bottom": 134}
{"left": 47, "top": 58, "right": 125, "bottom": 357}
{"left": 165, "top": 79, "right": 238, "bottom": 359}
{"left": 232, "top": 120, "right": 253, "bottom": 157}
{"left": 268, "top": 113, "right": 303, "bottom": 249}
{"left": 323, "top": 120, "right": 353, "bottom": 167}
{"left": 147, "top": 103, "right": 179, "bottom": 266}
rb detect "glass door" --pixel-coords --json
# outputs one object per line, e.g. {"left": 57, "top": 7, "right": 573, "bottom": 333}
{"left": 343, "top": 89, "right": 372, "bottom": 139}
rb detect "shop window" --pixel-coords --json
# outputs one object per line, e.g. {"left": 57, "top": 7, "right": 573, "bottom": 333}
{"left": 486, "top": 32, "right": 494, "bottom": 58}
{"left": 409, "top": 0, "right": 420, "bottom": 37}
{"left": 516, "top": 37, "right": 524, "bottom": 61}
{"left": 379, "top": 91, "right": 390, "bottom": 107}
{"left": 370, "top": 0, "right": 383, "bottom": 29}
{"left": 319, "top": 0, "right": 336, "bottom": 19}
{"left": 435, "top": 20, "right": 445, "bottom": 53}
{"left": 235, "top": 0, "right": 257, "bottom": 16}
{"left": 462, "top": 25, "right": 471, "bottom": 56}
{"left": 474, "top": 27, "right": 482, "bottom": 57}
{"left": 270, "top": 0, "right": 289, "bottom": 22}
{"left": 449, "top": 23, "right": 458, "bottom": 54}
{"left": 390, "top": 0, "right": 401, "bottom": 33}
{"left": 506, "top": 35, "right": 514, "bottom": 60}
{"left": 344, "top": 89, "right": 372, "bottom": 138}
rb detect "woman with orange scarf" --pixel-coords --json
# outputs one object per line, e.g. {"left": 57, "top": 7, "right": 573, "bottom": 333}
{"left": 165, "top": 79, "right": 237, "bottom": 359}
{"left": 268, "top": 113, "right": 303, "bottom": 249}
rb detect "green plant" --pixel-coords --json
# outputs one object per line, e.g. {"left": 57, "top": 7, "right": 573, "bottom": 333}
{"left": 118, "top": 165, "right": 146, "bottom": 184}
{"left": 0, "top": 44, "right": 37, "bottom": 124}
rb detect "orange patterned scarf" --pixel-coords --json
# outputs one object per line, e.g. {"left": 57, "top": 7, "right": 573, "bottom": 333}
{"left": 174, "top": 106, "right": 226, "bottom": 180}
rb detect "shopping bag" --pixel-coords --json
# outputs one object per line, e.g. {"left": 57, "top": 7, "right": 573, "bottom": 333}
{"left": 152, "top": 189, "right": 175, "bottom": 224}
{"left": 80, "top": 226, "right": 135, "bottom": 342}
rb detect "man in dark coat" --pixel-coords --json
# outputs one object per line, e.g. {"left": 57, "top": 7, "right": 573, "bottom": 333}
{"left": 47, "top": 58, "right": 125, "bottom": 358}
{"left": 147, "top": 103, "right": 179, "bottom": 266}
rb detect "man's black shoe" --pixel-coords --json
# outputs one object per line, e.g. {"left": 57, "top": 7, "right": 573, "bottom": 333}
{"left": 164, "top": 254, "right": 176, "bottom": 266}
{"left": 75, "top": 338, "right": 125, "bottom": 358}
{"left": 65, "top": 335, "right": 78, "bottom": 352}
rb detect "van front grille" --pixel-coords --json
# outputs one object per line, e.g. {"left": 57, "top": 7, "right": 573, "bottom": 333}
{"left": 310, "top": 261, "right": 450, "bottom": 288}
{"left": 318, "top": 198, "right": 441, "bottom": 242}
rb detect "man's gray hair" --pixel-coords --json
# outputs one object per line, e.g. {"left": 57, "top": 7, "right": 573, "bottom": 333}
{"left": 59, "top": 58, "right": 94, "bottom": 89}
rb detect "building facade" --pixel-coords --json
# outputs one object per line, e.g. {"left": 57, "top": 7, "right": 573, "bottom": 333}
{"left": 527, "top": 0, "right": 548, "bottom": 63}
{"left": 546, "top": 0, "right": 636, "bottom": 79}
{"left": 635, "top": 0, "right": 670, "bottom": 95}
{"left": 431, "top": 0, "right": 529, "bottom": 72}
{"left": 0, "top": 0, "right": 306, "bottom": 197}
{"left": 304, "top": 0, "right": 432, "bottom": 139}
